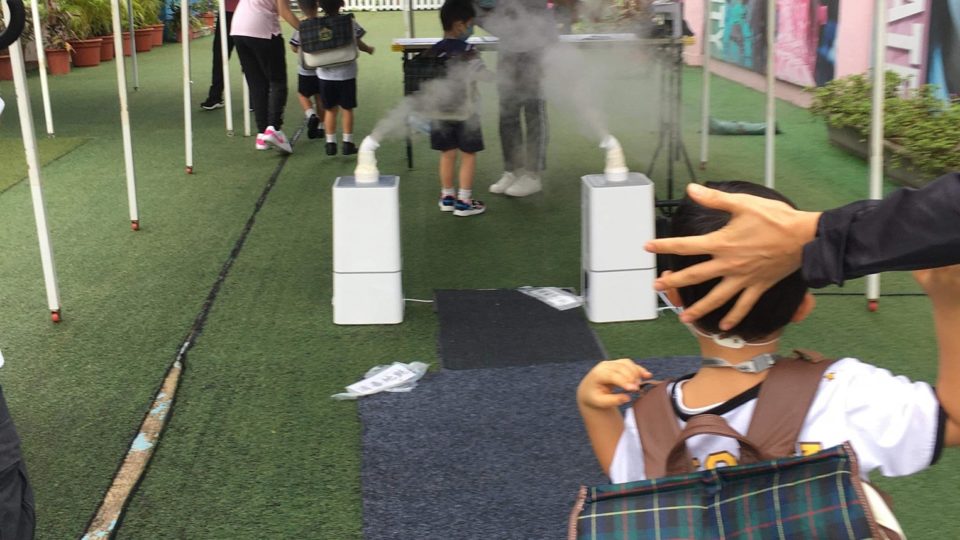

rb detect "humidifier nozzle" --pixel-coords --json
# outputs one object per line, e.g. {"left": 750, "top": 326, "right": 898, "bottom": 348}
{"left": 600, "top": 134, "right": 629, "bottom": 182}
{"left": 354, "top": 136, "right": 381, "bottom": 184}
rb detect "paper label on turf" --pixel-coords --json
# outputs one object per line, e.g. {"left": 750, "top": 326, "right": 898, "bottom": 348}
{"left": 346, "top": 363, "right": 419, "bottom": 396}
{"left": 518, "top": 286, "right": 584, "bottom": 311}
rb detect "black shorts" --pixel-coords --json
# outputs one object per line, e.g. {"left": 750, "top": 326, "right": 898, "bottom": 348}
{"left": 298, "top": 73, "right": 320, "bottom": 98}
{"left": 430, "top": 116, "right": 484, "bottom": 153}
{"left": 318, "top": 78, "right": 357, "bottom": 109}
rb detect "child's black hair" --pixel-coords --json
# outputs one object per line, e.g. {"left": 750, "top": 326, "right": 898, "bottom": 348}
{"left": 440, "top": 0, "right": 476, "bottom": 31}
{"left": 670, "top": 181, "right": 808, "bottom": 342}
{"left": 319, "top": 0, "right": 344, "bottom": 15}
{"left": 300, "top": 0, "right": 318, "bottom": 15}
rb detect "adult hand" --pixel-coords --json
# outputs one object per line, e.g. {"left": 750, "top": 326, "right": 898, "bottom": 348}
{"left": 645, "top": 183, "right": 821, "bottom": 330}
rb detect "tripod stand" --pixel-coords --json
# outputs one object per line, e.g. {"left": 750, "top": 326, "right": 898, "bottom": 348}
{"left": 646, "top": 38, "right": 697, "bottom": 204}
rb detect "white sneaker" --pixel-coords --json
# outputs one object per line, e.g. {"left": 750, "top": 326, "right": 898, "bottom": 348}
{"left": 489, "top": 171, "right": 516, "bottom": 194}
{"left": 263, "top": 126, "right": 293, "bottom": 154}
{"left": 504, "top": 173, "right": 542, "bottom": 197}
{"left": 255, "top": 133, "right": 268, "bottom": 151}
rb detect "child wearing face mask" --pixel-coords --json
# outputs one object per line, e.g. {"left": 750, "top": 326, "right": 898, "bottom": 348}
{"left": 577, "top": 181, "right": 960, "bottom": 537}
{"left": 428, "top": 0, "right": 493, "bottom": 217}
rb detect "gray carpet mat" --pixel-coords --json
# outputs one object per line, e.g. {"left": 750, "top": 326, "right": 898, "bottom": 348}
{"left": 434, "top": 289, "right": 607, "bottom": 370}
{"left": 359, "top": 356, "right": 701, "bottom": 540}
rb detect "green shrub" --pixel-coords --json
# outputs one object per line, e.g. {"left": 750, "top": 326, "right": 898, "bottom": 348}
{"left": 809, "top": 72, "right": 960, "bottom": 176}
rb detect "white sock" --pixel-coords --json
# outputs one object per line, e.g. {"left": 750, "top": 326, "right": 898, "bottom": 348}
{"left": 458, "top": 189, "right": 472, "bottom": 202}
{"left": 326, "top": 133, "right": 337, "bottom": 143}
{"left": 441, "top": 188, "right": 455, "bottom": 197}
{"left": 305, "top": 108, "right": 316, "bottom": 118}
{"left": 343, "top": 133, "right": 353, "bottom": 143}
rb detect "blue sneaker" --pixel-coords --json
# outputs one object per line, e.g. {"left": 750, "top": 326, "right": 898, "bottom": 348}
{"left": 453, "top": 199, "right": 485, "bottom": 217}
{"left": 438, "top": 195, "right": 456, "bottom": 212}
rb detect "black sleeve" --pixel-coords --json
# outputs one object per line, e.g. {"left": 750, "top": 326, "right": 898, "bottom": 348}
{"left": 802, "top": 173, "right": 960, "bottom": 288}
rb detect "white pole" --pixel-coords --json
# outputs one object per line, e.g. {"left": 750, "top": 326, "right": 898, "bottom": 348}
{"left": 698, "top": 0, "right": 710, "bottom": 169}
{"left": 866, "top": 0, "right": 885, "bottom": 311}
{"left": 763, "top": 0, "right": 775, "bottom": 188}
{"left": 182, "top": 0, "right": 194, "bottom": 173}
{"left": 243, "top": 78, "right": 251, "bottom": 137}
{"left": 28, "top": 0, "right": 54, "bottom": 136}
{"left": 218, "top": 0, "right": 233, "bottom": 136}
{"left": 6, "top": 35, "right": 62, "bottom": 321}
{"left": 126, "top": 0, "right": 139, "bottom": 89}
{"left": 110, "top": 0, "right": 140, "bottom": 229}
{"left": 403, "top": 0, "right": 414, "bottom": 38}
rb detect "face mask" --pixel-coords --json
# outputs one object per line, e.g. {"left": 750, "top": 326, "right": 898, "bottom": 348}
{"left": 459, "top": 23, "right": 474, "bottom": 41}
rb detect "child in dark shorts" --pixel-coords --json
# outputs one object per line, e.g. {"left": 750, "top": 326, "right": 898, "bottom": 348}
{"left": 289, "top": 10, "right": 324, "bottom": 140}
{"left": 316, "top": 0, "right": 374, "bottom": 156}
{"left": 429, "top": 0, "right": 492, "bottom": 217}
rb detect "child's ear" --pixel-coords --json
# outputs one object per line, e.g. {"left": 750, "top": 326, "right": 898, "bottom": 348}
{"left": 790, "top": 292, "right": 816, "bottom": 323}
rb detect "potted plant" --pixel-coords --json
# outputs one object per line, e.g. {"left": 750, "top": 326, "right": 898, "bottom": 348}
{"left": 809, "top": 72, "right": 960, "bottom": 186}
{"left": 197, "top": 0, "right": 216, "bottom": 29}
{"left": 129, "top": 0, "right": 154, "bottom": 52}
{"left": 62, "top": 0, "right": 106, "bottom": 67}
{"left": 139, "top": 0, "right": 164, "bottom": 46}
{"left": 166, "top": 0, "right": 201, "bottom": 42}
{"left": 39, "top": 0, "right": 78, "bottom": 75}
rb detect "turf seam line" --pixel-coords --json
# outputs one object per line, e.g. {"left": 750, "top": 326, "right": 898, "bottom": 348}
{"left": 80, "top": 129, "right": 303, "bottom": 540}
{"left": 0, "top": 138, "right": 92, "bottom": 197}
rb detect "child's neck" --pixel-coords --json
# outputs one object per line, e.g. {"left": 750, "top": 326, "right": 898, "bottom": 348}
{"left": 443, "top": 32, "right": 460, "bottom": 39}
{"left": 681, "top": 334, "right": 781, "bottom": 409}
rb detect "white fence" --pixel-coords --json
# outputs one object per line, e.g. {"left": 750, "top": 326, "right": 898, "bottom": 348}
{"left": 343, "top": 0, "right": 443, "bottom": 11}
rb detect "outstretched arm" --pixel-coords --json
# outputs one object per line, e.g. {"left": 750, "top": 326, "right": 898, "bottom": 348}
{"left": 577, "top": 359, "right": 651, "bottom": 475}
{"left": 277, "top": 0, "right": 300, "bottom": 30}
{"left": 914, "top": 264, "right": 960, "bottom": 447}
{"left": 358, "top": 38, "right": 375, "bottom": 55}
{"left": 647, "top": 174, "right": 960, "bottom": 329}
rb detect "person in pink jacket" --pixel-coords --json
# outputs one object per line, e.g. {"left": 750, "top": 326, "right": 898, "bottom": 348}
{"left": 230, "top": 0, "right": 300, "bottom": 153}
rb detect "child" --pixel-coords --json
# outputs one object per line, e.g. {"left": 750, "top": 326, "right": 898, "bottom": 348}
{"left": 288, "top": 1, "right": 324, "bottom": 141}
{"left": 430, "top": 0, "right": 491, "bottom": 217}
{"left": 578, "top": 181, "right": 960, "bottom": 487}
{"left": 316, "top": 0, "right": 374, "bottom": 156}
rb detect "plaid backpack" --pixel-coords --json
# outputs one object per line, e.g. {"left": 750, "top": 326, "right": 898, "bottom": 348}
{"left": 569, "top": 350, "right": 905, "bottom": 540}
{"left": 298, "top": 14, "right": 358, "bottom": 69}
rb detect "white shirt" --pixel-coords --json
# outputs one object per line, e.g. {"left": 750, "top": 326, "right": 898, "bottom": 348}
{"left": 609, "top": 358, "right": 943, "bottom": 483}
{"left": 289, "top": 31, "right": 315, "bottom": 76}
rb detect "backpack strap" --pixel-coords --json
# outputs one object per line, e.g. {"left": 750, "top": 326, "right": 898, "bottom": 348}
{"left": 632, "top": 381, "right": 681, "bottom": 479}
{"left": 745, "top": 349, "right": 837, "bottom": 458}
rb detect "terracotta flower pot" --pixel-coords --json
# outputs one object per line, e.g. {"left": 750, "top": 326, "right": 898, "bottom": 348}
{"left": 99, "top": 35, "right": 116, "bottom": 61}
{"left": 0, "top": 53, "right": 12, "bottom": 81}
{"left": 68, "top": 38, "right": 103, "bottom": 67}
{"left": 134, "top": 28, "right": 153, "bottom": 52}
{"left": 45, "top": 48, "right": 71, "bottom": 75}
{"left": 150, "top": 24, "right": 165, "bottom": 47}
{"left": 122, "top": 31, "right": 133, "bottom": 56}
{"left": 201, "top": 12, "right": 215, "bottom": 28}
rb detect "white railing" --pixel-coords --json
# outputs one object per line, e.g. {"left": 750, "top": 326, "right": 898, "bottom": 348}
{"left": 343, "top": 0, "right": 443, "bottom": 11}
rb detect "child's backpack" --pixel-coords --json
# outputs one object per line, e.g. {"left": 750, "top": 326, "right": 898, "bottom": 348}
{"left": 403, "top": 47, "right": 479, "bottom": 122}
{"left": 569, "top": 350, "right": 905, "bottom": 540}
{"left": 298, "top": 14, "right": 358, "bottom": 69}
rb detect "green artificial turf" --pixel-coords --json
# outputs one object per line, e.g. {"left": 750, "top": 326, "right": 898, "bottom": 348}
{"left": 0, "top": 12, "right": 955, "bottom": 539}
{"left": 0, "top": 136, "right": 89, "bottom": 193}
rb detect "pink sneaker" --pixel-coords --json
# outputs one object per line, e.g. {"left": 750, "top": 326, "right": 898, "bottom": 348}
{"left": 262, "top": 126, "right": 293, "bottom": 154}
{"left": 255, "top": 133, "right": 268, "bottom": 151}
